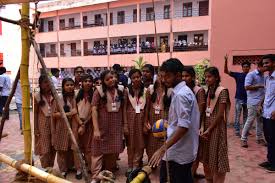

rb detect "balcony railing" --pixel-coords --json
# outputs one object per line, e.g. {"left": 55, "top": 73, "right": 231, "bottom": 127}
{"left": 46, "top": 52, "right": 58, "bottom": 57}
{"left": 60, "top": 23, "right": 81, "bottom": 30}
{"left": 71, "top": 50, "right": 81, "bottom": 56}
{"left": 173, "top": 42, "right": 208, "bottom": 52}
{"left": 111, "top": 44, "right": 137, "bottom": 55}
{"left": 84, "top": 47, "right": 107, "bottom": 56}
{"left": 83, "top": 18, "right": 105, "bottom": 27}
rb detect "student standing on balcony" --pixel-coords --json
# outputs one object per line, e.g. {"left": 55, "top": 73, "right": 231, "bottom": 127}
{"left": 91, "top": 70, "right": 125, "bottom": 183}
{"left": 200, "top": 67, "right": 230, "bottom": 183}
{"left": 241, "top": 61, "right": 266, "bottom": 148}
{"left": 142, "top": 64, "right": 155, "bottom": 88}
{"left": 224, "top": 55, "right": 251, "bottom": 137}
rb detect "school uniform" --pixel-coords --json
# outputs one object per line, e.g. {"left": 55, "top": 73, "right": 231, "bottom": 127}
{"left": 34, "top": 93, "right": 56, "bottom": 168}
{"left": 125, "top": 87, "right": 147, "bottom": 168}
{"left": 91, "top": 85, "right": 124, "bottom": 179}
{"left": 51, "top": 95, "right": 80, "bottom": 173}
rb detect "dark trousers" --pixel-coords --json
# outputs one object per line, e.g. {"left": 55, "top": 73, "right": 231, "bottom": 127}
{"left": 160, "top": 160, "right": 193, "bottom": 183}
{"left": 0, "top": 96, "right": 9, "bottom": 118}
{"left": 263, "top": 117, "right": 275, "bottom": 168}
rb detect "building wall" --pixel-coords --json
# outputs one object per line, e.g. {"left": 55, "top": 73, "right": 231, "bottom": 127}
{"left": 210, "top": 0, "right": 275, "bottom": 121}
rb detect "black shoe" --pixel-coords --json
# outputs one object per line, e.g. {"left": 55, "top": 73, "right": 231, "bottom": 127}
{"left": 75, "top": 172, "right": 82, "bottom": 180}
{"left": 266, "top": 166, "right": 275, "bottom": 173}
{"left": 259, "top": 161, "right": 271, "bottom": 169}
{"left": 61, "top": 172, "right": 67, "bottom": 178}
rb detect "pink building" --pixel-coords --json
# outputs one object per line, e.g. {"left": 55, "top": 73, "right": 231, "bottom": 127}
{"left": 35, "top": 0, "right": 210, "bottom": 76}
{"left": 34, "top": 0, "right": 275, "bottom": 120}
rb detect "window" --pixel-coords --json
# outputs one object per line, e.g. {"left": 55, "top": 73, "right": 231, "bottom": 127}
{"left": 183, "top": 3, "right": 192, "bottom": 17}
{"left": 69, "top": 18, "right": 75, "bottom": 28}
{"left": 164, "top": 5, "right": 170, "bottom": 19}
{"left": 117, "top": 11, "right": 125, "bottom": 24}
{"left": 83, "top": 16, "right": 88, "bottom": 27}
{"left": 39, "top": 19, "right": 44, "bottom": 32}
{"left": 48, "top": 20, "right": 54, "bottom": 32}
{"left": 39, "top": 43, "right": 45, "bottom": 57}
{"left": 60, "top": 44, "right": 65, "bottom": 56}
{"left": 199, "top": 1, "right": 209, "bottom": 16}
{"left": 194, "top": 34, "right": 204, "bottom": 45}
{"left": 71, "top": 43, "right": 77, "bottom": 56}
{"left": 95, "top": 14, "right": 102, "bottom": 25}
{"left": 133, "top": 9, "right": 137, "bottom": 22}
{"left": 50, "top": 44, "right": 56, "bottom": 54}
{"left": 110, "top": 13, "right": 113, "bottom": 25}
{"left": 146, "top": 7, "right": 154, "bottom": 21}
{"left": 84, "top": 42, "right": 89, "bottom": 56}
{"left": 59, "top": 19, "right": 65, "bottom": 30}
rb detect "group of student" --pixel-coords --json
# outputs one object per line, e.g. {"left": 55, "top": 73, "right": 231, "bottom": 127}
{"left": 33, "top": 55, "right": 275, "bottom": 183}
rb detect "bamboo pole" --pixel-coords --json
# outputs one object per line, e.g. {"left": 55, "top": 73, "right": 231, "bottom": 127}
{"left": 0, "top": 70, "right": 20, "bottom": 141}
{"left": 130, "top": 166, "right": 152, "bottom": 183}
{"left": 0, "top": 153, "right": 72, "bottom": 183}
{"left": 152, "top": 0, "right": 160, "bottom": 66}
{"left": 20, "top": 2, "right": 32, "bottom": 165}
{"left": 0, "top": 16, "right": 33, "bottom": 27}
{"left": 30, "top": 38, "right": 90, "bottom": 183}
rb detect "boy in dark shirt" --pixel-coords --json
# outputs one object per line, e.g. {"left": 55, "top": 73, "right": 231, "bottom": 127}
{"left": 224, "top": 54, "right": 251, "bottom": 136}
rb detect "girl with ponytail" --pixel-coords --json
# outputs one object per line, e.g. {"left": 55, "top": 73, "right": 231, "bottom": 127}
{"left": 34, "top": 74, "right": 56, "bottom": 169}
{"left": 52, "top": 78, "right": 83, "bottom": 179}
{"left": 200, "top": 67, "right": 230, "bottom": 183}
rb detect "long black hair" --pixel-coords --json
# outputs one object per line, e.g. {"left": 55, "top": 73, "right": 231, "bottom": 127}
{"left": 38, "top": 74, "right": 51, "bottom": 107}
{"left": 182, "top": 66, "right": 196, "bottom": 91}
{"left": 151, "top": 80, "right": 171, "bottom": 110}
{"left": 100, "top": 70, "right": 123, "bottom": 104}
{"left": 128, "top": 69, "right": 144, "bottom": 98}
{"left": 76, "top": 74, "right": 94, "bottom": 104}
{"left": 62, "top": 78, "right": 75, "bottom": 112}
{"left": 205, "top": 67, "right": 221, "bottom": 99}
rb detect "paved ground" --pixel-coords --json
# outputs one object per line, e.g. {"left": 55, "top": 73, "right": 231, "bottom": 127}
{"left": 1, "top": 113, "right": 275, "bottom": 183}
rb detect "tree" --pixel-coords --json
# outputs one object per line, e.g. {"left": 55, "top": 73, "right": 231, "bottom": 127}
{"left": 132, "top": 56, "right": 147, "bottom": 70}
{"left": 194, "top": 58, "right": 210, "bottom": 86}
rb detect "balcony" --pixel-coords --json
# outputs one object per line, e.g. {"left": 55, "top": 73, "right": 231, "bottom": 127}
{"left": 59, "top": 13, "right": 81, "bottom": 31}
{"left": 46, "top": 52, "right": 58, "bottom": 57}
{"left": 60, "top": 41, "right": 81, "bottom": 57}
{"left": 39, "top": 18, "right": 56, "bottom": 33}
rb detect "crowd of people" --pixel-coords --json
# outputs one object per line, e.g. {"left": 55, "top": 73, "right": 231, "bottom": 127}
{"left": 0, "top": 54, "right": 274, "bottom": 183}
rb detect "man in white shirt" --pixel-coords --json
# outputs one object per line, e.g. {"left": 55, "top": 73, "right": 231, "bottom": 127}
{"left": 0, "top": 67, "right": 11, "bottom": 119}
{"left": 149, "top": 58, "right": 200, "bottom": 183}
{"left": 50, "top": 68, "right": 60, "bottom": 89}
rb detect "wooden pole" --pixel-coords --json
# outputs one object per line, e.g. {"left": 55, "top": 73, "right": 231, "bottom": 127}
{"left": 30, "top": 38, "right": 90, "bottom": 183}
{"left": 0, "top": 70, "right": 20, "bottom": 141}
{"left": 20, "top": 2, "right": 32, "bottom": 165}
{"left": 152, "top": 0, "right": 160, "bottom": 66}
{"left": 0, "top": 153, "right": 72, "bottom": 183}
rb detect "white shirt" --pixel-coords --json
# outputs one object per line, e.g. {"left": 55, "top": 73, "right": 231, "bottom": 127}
{"left": 51, "top": 76, "right": 59, "bottom": 89}
{"left": 15, "top": 80, "right": 22, "bottom": 104}
{"left": 0, "top": 73, "right": 11, "bottom": 96}
{"left": 163, "top": 81, "right": 200, "bottom": 165}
